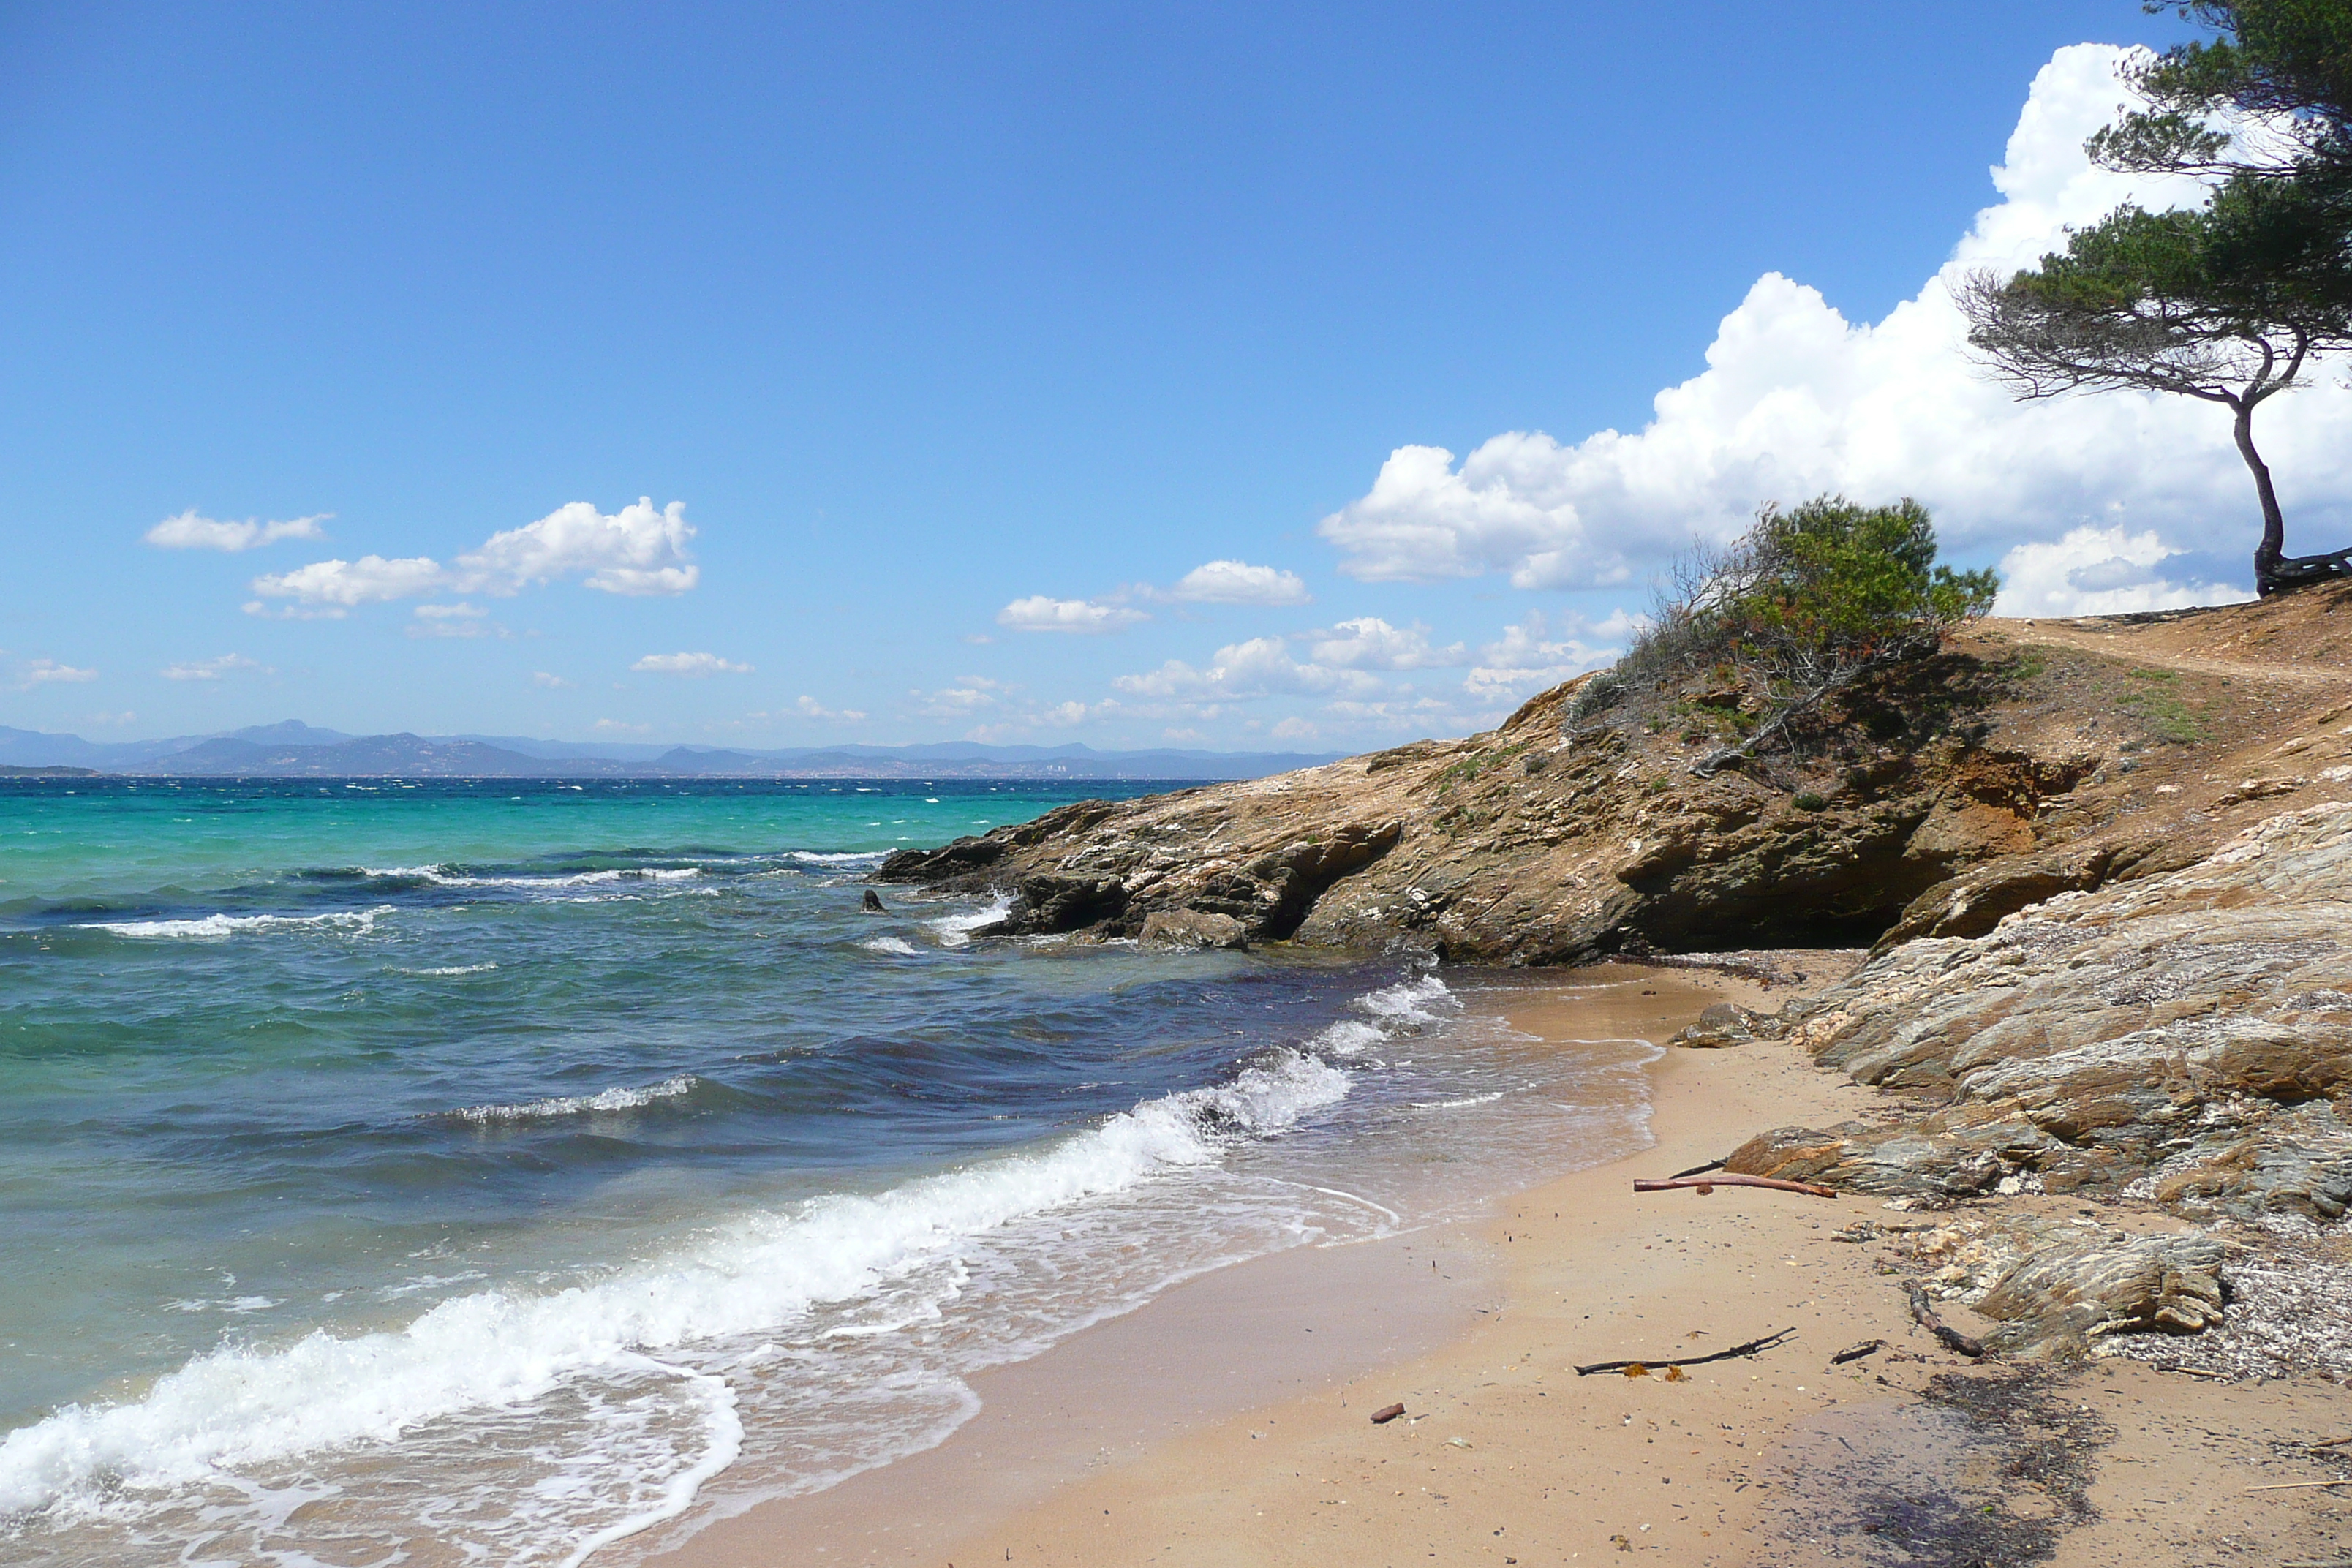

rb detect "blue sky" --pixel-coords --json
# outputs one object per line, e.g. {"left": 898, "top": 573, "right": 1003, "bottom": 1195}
{"left": 7, "top": 1, "right": 2298, "bottom": 751}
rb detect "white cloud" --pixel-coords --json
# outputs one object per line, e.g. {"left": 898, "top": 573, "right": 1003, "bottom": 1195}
{"left": 414, "top": 602, "right": 486, "bottom": 619}
{"left": 1269, "top": 716, "right": 1321, "bottom": 742}
{"left": 1461, "top": 609, "right": 1635, "bottom": 704}
{"left": 18, "top": 657, "right": 97, "bottom": 689}
{"left": 532, "top": 671, "right": 575, "bottom": 689}
{"left": 161, "top": 654, "right": 265, "bottom": 682}
{"left": 88, "top": 710, "right": 137, "bottom": 726}
{"left": 453, "top": 499, "right": 697, "bottom": 597}
{"left": 996, "top": 595, "right": 1149, "bottom": 634}
{"left": 908, "top": 675, "right": 1012, "bottom": 720}
{"left": 1317, "top": 46, "right": 2334, "bottom": 601}
{"left": 1169, "top": 559, "right": 1311, "bottom": 606}
{"left": 242, "top": 600, "right": 349, "bottom": 621}
{"left": 1114, "top": 637, "right": 1382, "bottom": 702}
{"left": 1307, "top": 617, "right": 1468, "bottom": 670}
{"left": 1993, "top": 525, "right": 2252, "bottom": 617}
{"left": 794, "top": 695, "right": 868, "bottom": 721}
{"left": 592, "top": 718, "right": 652, "bottom": 734}
{"left": 247, "top": 554, "right": 444, "bottom": 609}
{"left": 632, "top": 652, "right": 753, "bottom": 676}
{"left": 146, "top": 510, "right": 329, "bottom": 551}
{"left": 246, "top": 499, "right": 698, "bottom": 611}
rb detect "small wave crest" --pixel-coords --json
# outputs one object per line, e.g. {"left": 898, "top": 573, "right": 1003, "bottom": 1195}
{"left": 1317, "top": 973, "right": 1455, "bottom": 1056}
{"left": 450, "top": 1076, "right": 700, "bottom": 1123}
{"left": 0, "top": 1045, "right": 1354, "bottom": 1531}
{"left": 363, "top": 865, "right": 704, "bottom": 891}
{"left": 928, "top": 895, "right": 1010, "bottom": 949}
{"left": 87, "top": 907, "right": 394, "bottom": 941}
{"left": 787, "top": 851, "right": 887, "bottom": 868}
{"left": 402, "top": 962, "right": 499, "bottom": 977}
{"left": 859, "top": 936, "right": 919, "bottom": 957}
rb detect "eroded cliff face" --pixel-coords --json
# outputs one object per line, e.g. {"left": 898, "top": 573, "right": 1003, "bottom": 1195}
{"left": 876, "top": 657, "right": 2087, "bottom": 960}
{"left": 877, "top": 590, "right": 2352, "bottom": 967}
{"left": 1726, "top": 798, "right": 2352, "bottom": 1220}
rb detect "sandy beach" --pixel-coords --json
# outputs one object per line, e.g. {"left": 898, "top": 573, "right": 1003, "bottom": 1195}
{"left": 660, "top": 962, "right": 2352, "bottom": 1568}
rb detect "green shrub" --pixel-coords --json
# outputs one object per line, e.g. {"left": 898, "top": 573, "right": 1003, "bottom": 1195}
{"left": 1572, "top": 495, "right": 1998, "bottom": 775}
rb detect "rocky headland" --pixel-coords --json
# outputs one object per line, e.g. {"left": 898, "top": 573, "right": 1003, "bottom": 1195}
{"left": 879, "top": 584, "right": 2352, "bottom": 1376}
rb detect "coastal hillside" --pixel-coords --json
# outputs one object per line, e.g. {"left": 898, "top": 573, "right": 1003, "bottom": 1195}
{"left": 876, "top": 581, "right": 2352, "bottom": 965}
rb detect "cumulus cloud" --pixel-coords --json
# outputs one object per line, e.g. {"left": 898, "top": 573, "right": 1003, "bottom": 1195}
{"left": 1993, "top": 525, "right": 2252, "bottom": 617}
{"left": 161, "top": 653, "right": 266, "bottom": 682}
{"left": 1461, "top": 610, "right": 1635, "bottom": 704}
{"left": 996, "top": 595, "right": 1149, "bottom": 633}
{"left": 18, "top": 657, "right": 98, "bottom": 688}
{"left": 1168, "top": 559, "right": 1312, "bottom": 606}
{"left": 1317, "top": 46, "right": 2340, "bottom": 603}
{"left": 632, "top": 652, "right": 753, "bottom": 676}
{"left": 1307, "top": 617, "right": 1469, "bottom": 670}
{"left": 453, "top": 499, "right": 697, "bottom": 597}
{"left": 1114, "top": 638, "right": 1382, "bottom": 702}
{"left": 794, "top": 695, "right": 869, "bottom": 721}
{"left": 246, "top": 499, "right": 698, "bottom": 611}
{"left": 146, "top": 510, "right": 329, "bottom": 551}
{"left": 246, "top": 554, "right": 442, "bottom": 611}
{"left": 593, "top": 718, "right": 652, "bottom": 734}
{"left": 532, "top": 671, "right": 575, "bottom": 689}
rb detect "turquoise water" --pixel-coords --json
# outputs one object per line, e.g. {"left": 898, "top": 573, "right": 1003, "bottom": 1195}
{"left": 0, "top": 778, "right": 1658, "bottom": 1567}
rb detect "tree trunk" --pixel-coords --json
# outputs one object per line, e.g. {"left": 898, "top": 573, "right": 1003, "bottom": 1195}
{"left": 2232, "top": 398, "right": 2289, "bottom": 592}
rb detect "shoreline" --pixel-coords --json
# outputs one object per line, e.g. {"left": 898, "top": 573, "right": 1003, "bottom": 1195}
{"left": 655, "top": 955, "right": 2352, "bottom": 1567}
{"left": 648, "top": 962, "right": 1785, "bottom": 1566}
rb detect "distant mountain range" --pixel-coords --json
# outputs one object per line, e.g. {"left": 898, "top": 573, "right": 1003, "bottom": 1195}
{"left": 0, "top": 720, "right": 1344, "bottom": 780}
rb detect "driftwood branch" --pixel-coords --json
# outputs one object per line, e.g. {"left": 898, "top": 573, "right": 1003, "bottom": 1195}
{"left": 1904, "top": 1281, "right": 1986, "bottom": 1358}
{"left": 1831, "top": 1338, "right": 1887, "bottom": 1366}
{"left": 1634, "top": 1174, "right": 1836, "bottom": 1198}
{"left": 1667, "top": 1158, "right": 1727, "bottom": 1180}
{"left": 1575, "top": 1327, "right": 1797, "bottom": 1377}
{"left": 1368, "top": 1402, "right": 1406, "bottom": 1425}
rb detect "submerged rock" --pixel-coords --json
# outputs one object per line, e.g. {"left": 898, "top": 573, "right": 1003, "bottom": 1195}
{"left": 1137, "top": 909, "right": 1249, "bottom": 951}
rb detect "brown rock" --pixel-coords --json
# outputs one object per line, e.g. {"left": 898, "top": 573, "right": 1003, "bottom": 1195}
{"left": 1137, "top": 910, "right": 1249, "bottom": 951}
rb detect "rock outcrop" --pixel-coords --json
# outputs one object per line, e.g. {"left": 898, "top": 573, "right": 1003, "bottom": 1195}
{"left": 1731, "top": 801, "right": 2352, "bottom": 1222}
{"left": 1881, "top": 1210, "right": 2228, "bottom": 1354}
{"left": 878, "top": 649, "right": 2128, "bottom": 958}
{"left": 875, "top": 591, "right": 2352, "bottom": 1362}
{"left": 878, "top": 591, "right": 2352, "bottom": 973}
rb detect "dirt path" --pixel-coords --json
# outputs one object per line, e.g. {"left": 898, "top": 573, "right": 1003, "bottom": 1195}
{"left": 1989, "top": 615, "right": 2352, "bottom": 687}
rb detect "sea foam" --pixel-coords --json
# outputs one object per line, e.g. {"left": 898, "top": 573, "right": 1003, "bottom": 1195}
{"left": 88, "top": 907, "right": 394, "bottom": 940}
{"left": 451, "top": 1075, "right": 701, "bottom": 1123}
{"left": 927, "top": 895, "right": 1011, "bottom": 949}
{"left": 0, "top": 1046, "right": 1353, "bottom": 1525}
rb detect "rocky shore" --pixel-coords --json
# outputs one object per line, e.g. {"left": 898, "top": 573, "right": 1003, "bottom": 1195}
{"left": 878, "top": 586, "right": 2352, "bottom": 1374}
